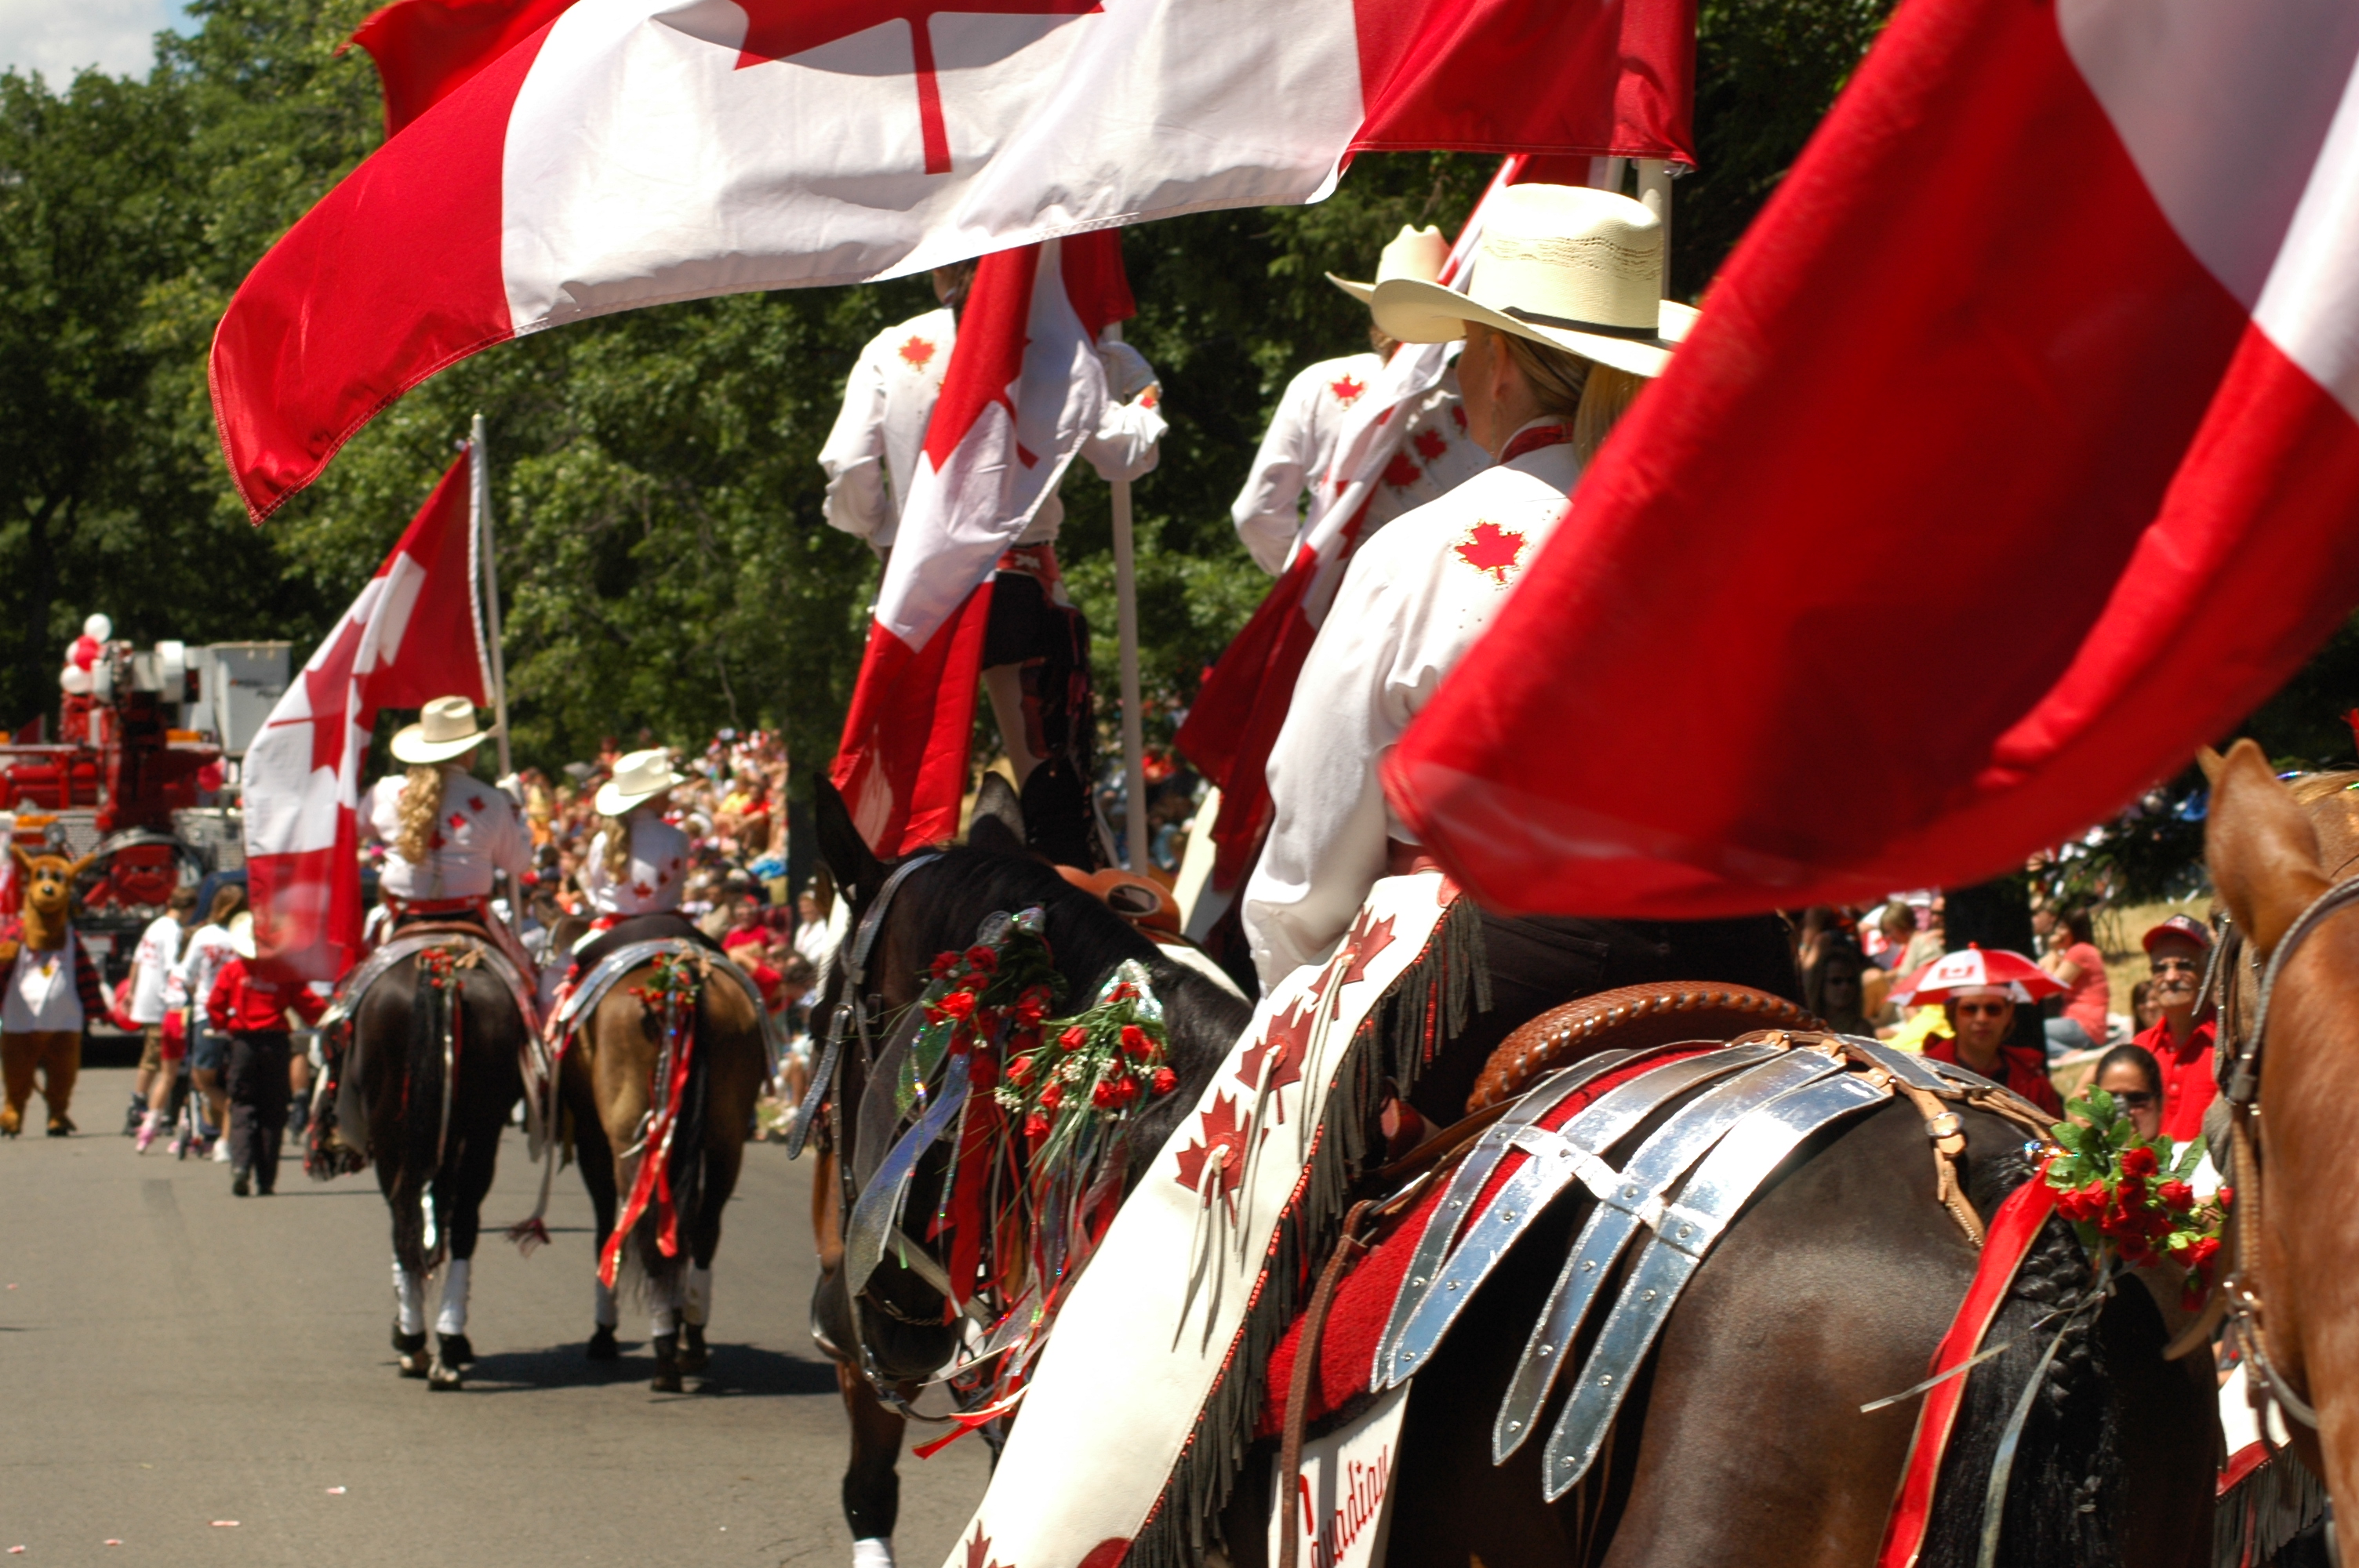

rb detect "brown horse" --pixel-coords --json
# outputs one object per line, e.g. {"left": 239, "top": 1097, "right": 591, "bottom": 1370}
{"left": 560, "top": 924, "right": 769, "bottom": 1392}
{"left": 2199, "top": 738, "right": 2359, "bottom": 1531}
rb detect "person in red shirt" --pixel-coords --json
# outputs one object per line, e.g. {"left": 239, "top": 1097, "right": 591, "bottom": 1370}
{"left": 2131, "top": 913, "right": 2216, "bottom": 1142}
{"left": 1915, "top": 967, "right": 2066, "bottom": 1118}
{"left": 206, "top": 914, "right": 327, "bottom": 1197}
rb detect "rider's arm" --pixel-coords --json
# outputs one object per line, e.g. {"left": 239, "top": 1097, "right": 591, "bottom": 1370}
{"left": 1231, "top": 366, "right": 1325, "bottom": 575}
{"left": 819, "top": 341, "right": 893, "bottom": 548}
{"left": 1078, "top": 342, "right": 1165, "bottom": 485}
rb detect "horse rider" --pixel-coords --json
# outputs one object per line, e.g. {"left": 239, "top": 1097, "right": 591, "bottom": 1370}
{"left": 572, "top": 747, "right": 707, "bottom": 961}
{"left": 819, "top": 260, "right": 1167, "bottom": 864}
{"left": 1241, "top": 183, "right": 1797, "bottom": 1123}
{"left": 359, "top": 696, "right": 534, "bottom": 978}
{"left": 1230, "top": 224, "right": 1488, "bottom": 575}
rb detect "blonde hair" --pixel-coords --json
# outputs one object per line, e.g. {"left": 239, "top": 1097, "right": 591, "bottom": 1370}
{"left": 393, "top": 764, "right": 447, "bottom": 866}
{"left": 1570, "top": 364, "right": 1644, "bottom": 464}
{"left": 602, "top": 812, "right": 634, "bottom": 881}
{"left": 1494, "top": 329, "right": 1648, "bottom": 466}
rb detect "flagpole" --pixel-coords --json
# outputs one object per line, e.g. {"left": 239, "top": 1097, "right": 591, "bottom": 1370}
{"left": 471, "top": 412, "right": 514, "bottom": 779}
{"left": 1110, "top": 473, "right": 1150, "bottom": 873}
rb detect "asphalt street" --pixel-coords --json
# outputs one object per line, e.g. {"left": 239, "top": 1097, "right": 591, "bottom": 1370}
{"left": 0, "top": 1067, "right": 990, "bottom": 1568}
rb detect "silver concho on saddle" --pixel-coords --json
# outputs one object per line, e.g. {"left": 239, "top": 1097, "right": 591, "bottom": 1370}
{"left": 1364, "top": 1016, "right": 2045, "bottom": 1504}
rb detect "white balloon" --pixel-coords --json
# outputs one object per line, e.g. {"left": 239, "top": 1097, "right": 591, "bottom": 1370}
{"left": 59, "top": 664, "right": 93, "bottom": 695}
{"left": 82, "top": 613, "right": 112, "bottom": 641}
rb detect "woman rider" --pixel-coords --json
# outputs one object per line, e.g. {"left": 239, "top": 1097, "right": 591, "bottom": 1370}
{"left": 360, "top": 697, "right": 533, "bottom": 975}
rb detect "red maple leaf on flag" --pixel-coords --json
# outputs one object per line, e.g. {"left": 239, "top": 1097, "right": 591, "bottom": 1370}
{"left": 736, "top": 0, "right": 1102, "bottom": 176}
{"left": 899, "top": 335, "right": 937, "bottom": 368}
{"left": 1413, "top": 426, "right": 1448, "bottom": 461}
{"left": 1234, "top": 999, "right": 1314, "bottom": 1116}
{"left": 1339, "top": 910, "right": 1398, "bottom": 989}
{"left": 264, "top": 612, "right": 367, "bottom": 777}
{"left": 1330, "top": 373, "right": 1366, "bottom": 406}
{"left": 1172, "top": 1093, "right": 1257, "bottom": 1207}
{"left": 963, "top": 1524, "right": 1009, "bottom": 1568}
{"left": 1453, "top": 520, "right": 1528, "bottom": 585}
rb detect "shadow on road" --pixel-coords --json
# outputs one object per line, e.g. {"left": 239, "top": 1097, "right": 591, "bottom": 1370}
{"left": 445, "top": 1341, "right": 841, "bottom": 1397}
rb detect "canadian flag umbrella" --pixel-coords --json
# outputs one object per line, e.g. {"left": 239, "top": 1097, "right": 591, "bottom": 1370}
{"left": 1890, "top": 946, "right": 2066, "bottom": 1009}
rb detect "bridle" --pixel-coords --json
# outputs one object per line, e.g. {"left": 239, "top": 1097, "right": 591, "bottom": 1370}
{"left": 2204, "top": 876, "right": 2359, "bottom": 1434}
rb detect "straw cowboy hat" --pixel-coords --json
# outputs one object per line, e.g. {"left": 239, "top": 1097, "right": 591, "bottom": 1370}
{"left": 595, "top": 748, "right": 688, "bottom": 816}
{"left": 228, "top": 910, "right": 256, "bottom": 961}
{"left": 1371, "top": 184, "right": 1699, "bottom": 379}
{"left": 390, "top": 695, "right": 498, "bottom": 765}
{"left": 1327, "top": 223, "right": 1451, "bottom": 306}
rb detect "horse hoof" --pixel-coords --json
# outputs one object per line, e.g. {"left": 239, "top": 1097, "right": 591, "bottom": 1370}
{"left": 437, "top": 1333, "right": 475, "bottom": 1367}
{"left": 678, "top": 1324, "right": 710, "bottom": 1374}
{"left": 393, "top": 1325, "right": 429, "bottom": 1376}
{"left": 427, "top": 1358, "right": 463, "bottom": 1390}
{"left": 587, "top": 1325, "right": 620, "bottom": 1361}
{"left": 398, "top": 1349, "right": 431, "bottom": 1377}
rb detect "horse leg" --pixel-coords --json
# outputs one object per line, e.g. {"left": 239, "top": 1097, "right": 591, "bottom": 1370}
{"left": 565, "top": 1058, "right": 623, "bottom": 1360}
{"left": 426, "top": 1118, "right": 505, "bottom": 1390}
{"left": 838, "top": 1360, "right": 909, "bottom": 1568}
{"left": 381, "top": 1157, "right": 433, "bottom": 1379}
{"left": 678, "top": 1031, "right": 760, "bottom": 1378}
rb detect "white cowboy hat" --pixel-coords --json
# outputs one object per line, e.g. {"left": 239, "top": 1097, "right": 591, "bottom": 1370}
{"left": 1371, "top": 184, "right": 1699, "bottom": 379}
{"left": 594, "top": 748, "right": 688, "bottom": 815}
{"left": 1326, "top": 223, "right": 1451, "bottom": 306}
{"left": 228, "top": 910, "right": 256, "bottom": 960}
{"left": 390, "top": 695, "right": 497, "bottom": 765}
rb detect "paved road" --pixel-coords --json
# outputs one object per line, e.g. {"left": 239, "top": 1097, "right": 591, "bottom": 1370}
{"left": 0, "top": 1068, "right": 990, "bottom": 1568}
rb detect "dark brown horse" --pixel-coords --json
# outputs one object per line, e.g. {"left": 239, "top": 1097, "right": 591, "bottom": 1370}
{"left": 560, "top": 923, "right": 770, "bottom": 1392}
{"left": 2200, "top": 739, "right": 2359, "bottom": 1534}
{"left": 805, "top": 778, "right": 1254, "bottom": 1567}
{"left": 343, "top": 938, "right": 529, "bottom": 1389}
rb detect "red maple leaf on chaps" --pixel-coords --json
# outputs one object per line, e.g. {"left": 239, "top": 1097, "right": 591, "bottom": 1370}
{"left": 1173, "top": 1093, "right": 1259, "bottom": 1207}
{"left": 1234, "top": 999, "right": 1314, "bottom": 1116}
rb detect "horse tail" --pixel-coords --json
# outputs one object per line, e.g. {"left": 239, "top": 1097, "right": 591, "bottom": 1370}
{"left": 396, "top": 956, "right": 453, "bottom": 1276}
{"left": 623, "top": 967, "right": 712, "bottom": 1305}
{"left": 1921, "top": 1152, "right": 2125, "bottom": 1568}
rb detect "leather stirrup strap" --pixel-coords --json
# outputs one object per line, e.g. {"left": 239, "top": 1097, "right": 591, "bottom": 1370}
{"left": 1276, "top": 1198, "right": 1376, "bottom": 1568}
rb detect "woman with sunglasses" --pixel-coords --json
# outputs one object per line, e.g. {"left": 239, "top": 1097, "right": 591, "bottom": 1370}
{"left": 1910, "top": 958, "right": 2066, "bottom": 1116}
{"left": 2088, "top": 1044, "right": 2166, "bottom": 1143}
{"left": 2131, "top": 913, "right": 2218, "bottom": 1141}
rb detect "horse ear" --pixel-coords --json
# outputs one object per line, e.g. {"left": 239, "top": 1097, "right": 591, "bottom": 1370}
{"left": 2195, "top": 746, "right": 2226, "bottom": 783}
{"left": 968, "top": 771, "right": 1027, "bottom": 858}
{"left": 2207, "top": 738, "right": 2328, "bottom": 956}
{"left": 813, "top": 773, "right": 886, "bottom": 906}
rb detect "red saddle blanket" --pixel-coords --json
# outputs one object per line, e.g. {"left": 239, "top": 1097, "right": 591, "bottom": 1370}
{"left": 1256, "top": 1047, "right": 1716, "bottom": 1437}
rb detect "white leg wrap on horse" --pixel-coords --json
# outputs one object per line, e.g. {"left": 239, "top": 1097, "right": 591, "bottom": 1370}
{"left": 851, "top": 1538, "right": 896, "bottom": 1568}
{"left": 393, "top": 1260, "right": 425, "bottom": 1336}
{"left": 435, "top": 1258, "right": 471, "bottom": 1336}
{"left": 685, "top": 1265, "right": 712, "bottom": 1328}
{"left": 650, "top": 1272, "right": 684, "bottom": 1338}
{"left": 594, "top": 1279, "right": 618, "bottom": 1330}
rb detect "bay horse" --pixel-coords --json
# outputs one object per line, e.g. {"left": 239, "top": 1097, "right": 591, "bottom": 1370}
{"left": 2197, "top": 738, "right": 2359, "bottom": 1536}
{"left": 343, "top": 935, "right": 530, "bottom": 1389}
{"left": 806, "top": 777, "right": 1254, "bottom": 1567}
{"left": 558, "top": 919, "right": 770, "bottom": 1393}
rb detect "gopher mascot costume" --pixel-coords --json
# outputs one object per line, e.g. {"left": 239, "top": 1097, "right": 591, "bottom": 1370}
{"left": 1, "top": 848, "right": 103, "bottom": 1136}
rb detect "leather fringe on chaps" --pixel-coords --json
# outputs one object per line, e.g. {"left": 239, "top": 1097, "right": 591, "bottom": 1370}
{"left": 1127, "top": 898, "right": 1489, "bottom": 1568}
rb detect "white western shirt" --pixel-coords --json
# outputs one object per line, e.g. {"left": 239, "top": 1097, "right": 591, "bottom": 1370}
{"left": 580, "top": 808, "right": 691, "bottom": 916}
{"left": 1231, "top": 353, "right": 1385, "bottom": 573}
{"left": 818, "top": 307, "right": 1168, "bottom": 551}
{"left": 174, "top": 923, "right": 237, "bottom": 1027}
{"left": 128, "top": 913, "right": 183, "bottom": 1025}
{"left": 362, "top": 767, "right": 531, "bottom": 902}
{"left": 1242, "top": 423, "right": 1583, "bottom": 991}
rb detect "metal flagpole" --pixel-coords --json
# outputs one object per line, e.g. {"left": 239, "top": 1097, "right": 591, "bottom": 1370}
{"left": 471, "top": 412, "right": 514, "bottom": 779}
{"left": 1110, "top": 474, "right": 1150, "bottom": 873}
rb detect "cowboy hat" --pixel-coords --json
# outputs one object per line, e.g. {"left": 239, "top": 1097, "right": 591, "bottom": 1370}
{"left": 1327, "top": 223, "right": 1451, "bottom": 307}
{"left": 390, "top": 696, "right": 498, "bottom": 765}
{"left": 1371, "top": 184, "right": 1699, "bottom": 379}
{"left": 594, "top": 747, "right": 688, "bottom": 815}
{"left": 228, "top": 910, "right": 256, "bottom": 961}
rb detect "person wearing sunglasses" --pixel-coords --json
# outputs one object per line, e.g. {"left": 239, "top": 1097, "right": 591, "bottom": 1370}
{"left": 2088, "top": 1044, "right": 2165, "bottom": 1144}
{"left": 1917, "top": 978, "right": 2065, "bottom": 1117}
{"left": 2131, "top": 913, "right": 2217, "bottom": 1142}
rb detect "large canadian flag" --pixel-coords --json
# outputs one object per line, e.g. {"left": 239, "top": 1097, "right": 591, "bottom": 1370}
{"left": 243, "top": 452, "right": 493, "bottom": 979}
{"left": 1386, "top": 0, "right": 2359, "bottom": 918}
{"left": 210, "top": 0, "right": 1695, "bottom": 521}
{"left": 1176, "top": 156, "right": 1525, "bottom": 898}
{"left": 830, "top": 233, "right": 1133, "bottom": 855}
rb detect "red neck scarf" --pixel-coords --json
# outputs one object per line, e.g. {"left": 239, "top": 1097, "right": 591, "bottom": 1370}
{"left": 1499, "top": 420, "right": 1572, "bottom": 463}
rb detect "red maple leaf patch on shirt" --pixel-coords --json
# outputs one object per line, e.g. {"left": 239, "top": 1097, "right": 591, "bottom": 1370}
{"left": 1451, "top": 404, "right": 1468, "bottom": 430}
{"left": 445, "top": 812, "right": 466, "bottom": 832}
{"left": 1383, "top": 453, "right": 1422, "bottom": 489}
{"left": 1329, "top": 373, "right": 1366, "bottom": 406}
{"left": 1412, "top": 426, "right": 1448, "bottom": 461}
{"left": 1454, "top": 520, "right": 1528, "bottom": 585}
{"left": 899, "top": 336, "right": 937, "bottom": 369}
{"left": 467, "top": 794, "right": 486, "bottom": 813}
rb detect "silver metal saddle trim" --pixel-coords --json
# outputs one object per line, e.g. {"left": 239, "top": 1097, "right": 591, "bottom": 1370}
{"left": 1365, "top": 1047, "right": 1641, "bottom": 1389}
{"left": 1485, "top": 1048, "right": 1842, "bottom": 1450}
{"left": 1378, "top": 1042, "right": 1786, "bottom": 1389}
{"left": 1538, "top": 1069, "right": 1889, "bottom": 1498}
{"left": 1832, "top": 1033, "right": 1955, "bottom": 1097}
{"left": 843, "top": 1050, "right": 972, "bottom": 1299}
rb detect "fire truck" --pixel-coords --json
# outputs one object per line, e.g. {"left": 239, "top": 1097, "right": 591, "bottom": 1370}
{"left": 2, "top": 624, "right": 289, "bottom": 995}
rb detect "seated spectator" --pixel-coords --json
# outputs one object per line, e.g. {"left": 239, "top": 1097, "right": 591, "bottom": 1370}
{"left": 2129, "top": 978, "right": 2159, "bottom": 1033}
{"left": 1803, "top": 935, "right": 1874, "bottom": 1035}
{"left": 2038, "top": 905, "right": 2111, "bottom": 1059}
{"left": 1905, "top": 951, "right": 2065, "bottom": 1117}
{"left": 2132, "top": 913, "right": 2216, "bottom": 1142}
{"left": 2088, "top": 1043, "right": 2165, "bottom": 1144}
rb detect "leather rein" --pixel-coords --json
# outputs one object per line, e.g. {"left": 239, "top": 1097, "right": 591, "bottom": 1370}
{"left": 2195, "top": 876, "right": 2359, "bottom": 1433}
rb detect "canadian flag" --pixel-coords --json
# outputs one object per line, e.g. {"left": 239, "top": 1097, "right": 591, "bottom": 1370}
{"left": 243, "top": 451, "right": 493, "bottom": 979}
{"left": 1386, "top": 0, "right": 2359, "bottom": 918}
{"left": 1176, "top": 157, "right": 1523, "bottom": 897}
{"left": 210, "top": 0, "right": 1695, "bottom": 521}
{"left": 830, "top": 233, "right": 1135, "bottom": 855}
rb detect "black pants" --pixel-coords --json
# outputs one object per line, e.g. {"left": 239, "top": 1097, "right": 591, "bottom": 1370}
{"left": 983, "top": 568, "right": 1100, "bottom": 866}
{"left": 227, "top": 1030, "right": 293, "bottom": 1192}
{"left": 1408, "top": 909, "right": 1801, "bottom": 1121}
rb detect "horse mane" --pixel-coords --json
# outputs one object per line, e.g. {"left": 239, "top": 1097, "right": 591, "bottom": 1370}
{"left": 2284, "top": 769, "right": 2359, "bottom": 806}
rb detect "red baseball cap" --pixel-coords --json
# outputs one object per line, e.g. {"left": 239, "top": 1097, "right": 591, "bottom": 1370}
{"left": 2142, "top": 913, "right": 2212, "bottom": 954}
